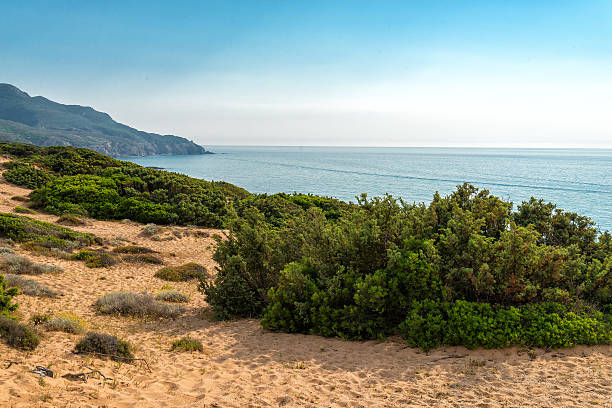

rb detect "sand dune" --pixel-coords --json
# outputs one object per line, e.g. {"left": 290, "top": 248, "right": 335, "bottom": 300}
{"left": 0, "top": 177, "right": 610, "bottom": 407}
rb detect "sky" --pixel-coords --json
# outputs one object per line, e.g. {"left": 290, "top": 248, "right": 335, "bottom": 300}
{"left": 2, "top": 1, "right": 612, "bottom": 147}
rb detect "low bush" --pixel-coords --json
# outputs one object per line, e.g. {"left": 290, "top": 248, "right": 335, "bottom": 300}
{"left": 3, "top": 274, "right": 59, "bottom": 297}
{"left": 0, "top": 253, "right": 62, "bottom": 275}
{"left": 72, "top": 250, "right": 119, "bottom": 268}
{"left": 74, "top": 332, "right": 133, "bottom": 361}
{"left": 0, "top": 274, "right": 19, "bottom": 316}
{"left": 154, "top": 263, "right": 206, "bottom": 282}
{"left": 44, "top": 313, "right": 87, "bottom": 334}
{"left": 0, "top": 316, "right": 40, "bottom": 350}
{"left": 0, "top": 247, "right": 14, "bottom": 254}
{"left": 112, "top": 245, "right": 157, "bottom": 254}
{"left": 3, "top": 161, "right": 52, "bottom": 189}
{"left": 95, "top": 291, "right": 185, "bottom": 318}
{"left": 123, "top": 254, "right": 164, "bottom": 264}
{"left": 14, "top": 206, "right": 36, "bottom": 214}
{"left": 171, "top": 337, "right": 203, "bottom": 352}
{"left": 56, "top": 214, "right": 87, "bottom": 226}
{"left": 399, "top": 300, "right": 612, "bottom": 351}
{"left": 0, "top": 213, "right": 96, "bottom": 253}
{"left": 11, "top": 196, "right": 29, "bottom": 202}
{"left": 155, "top": 290, "right": 189, "bottom": 303}
{"left": 140, "top": 224, "right": 163, "bottom": 237}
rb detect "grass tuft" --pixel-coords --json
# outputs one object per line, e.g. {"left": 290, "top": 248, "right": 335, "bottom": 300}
{"left": 95, "top": 291, "right": 185, "bottom": 318}
{"left": 171, "top": 337, "right": 203, "bottom": 352}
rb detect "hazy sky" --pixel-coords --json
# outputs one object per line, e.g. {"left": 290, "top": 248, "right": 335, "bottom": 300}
{"left": 2, "top": 1, "right": 612, "bottom": 147}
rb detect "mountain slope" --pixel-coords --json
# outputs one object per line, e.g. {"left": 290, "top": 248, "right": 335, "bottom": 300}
{"left": 0, "top": 84, "right": 208, "bottom": 156}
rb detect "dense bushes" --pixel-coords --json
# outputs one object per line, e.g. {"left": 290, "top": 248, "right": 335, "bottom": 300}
{"left": 399, "top": 301, "right": 612, "bottom": 350}
{"left": 2, "top": 161, "right": 52, "bottom": 189}
{"left": 206, "top": 184, "right": 612, "bottom": 349}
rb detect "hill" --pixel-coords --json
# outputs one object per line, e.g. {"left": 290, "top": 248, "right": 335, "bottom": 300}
{"left": 0, "top": 83, "right": 209, "bottom": 156}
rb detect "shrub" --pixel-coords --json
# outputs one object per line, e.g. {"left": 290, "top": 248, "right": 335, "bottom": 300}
{"left": 0, "top": 253, "right": 62, "bottom": 275}
{"left": 155, "top": 290, "right": 189, "bottom": 303}
{"left": 140, "top": 224, "right": 163, "bottom": 237}
{"left": 171, "top": 337, "right": 203, "bottom": 352}
{"left": 14, "top": 206, "right": 36, "bottom": 214}
{"left": 123, "top": 254, "right": 163, "bottom": 264}
{"left": 44, "top": 313, "right": 87, "bottom": 334}
{"left": 0, "top": 274, "right": 19, "bottom": 316}
{"left": 11, "top": 196, "right": 29, "bottom": 202}
{"left": 154, "top": 263, "right": 206, "bottom": 282}
{"left": 30, "top": 313, "right": 50, "bottom": 326}
{"left": 112, "top": 245, "right": 157, "bottom": 254}
{"left": 95, "top": 291, "right": 185, "bottom": 318}
{"left": 3, "top": 274, "right": 59, "bottom": 297}
{"left": 74, "top": 332, "right": 133, "bottom": 361}
{"left": 0, "top": 316, "right": 40, "bottom": 350}
{"left": 3, "top": 162, "right": 52, "bottom": 189}
{"left": 0, "top": 213, "right": 96, "bottom": 252}
{"left": 56, "top": 214, "right": 87, "bottom": 226}
{"left": 398, "top": 301, "right": 612, "bottom": 351}
{"left": 72, "top": 250, "right": 119, "bottom": 268}
{"left": 0, "top": 247, "right": 14, "bottom": 254}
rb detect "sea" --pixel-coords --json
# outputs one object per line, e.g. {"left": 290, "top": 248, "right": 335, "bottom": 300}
{"left": 124, "top": 146, "right": 612, "bottom": 232}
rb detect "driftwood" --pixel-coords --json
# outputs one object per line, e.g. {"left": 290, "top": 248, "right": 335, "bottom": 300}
{"left": 5, "top": 361, "right": 21, "bottom": 369}
{"left": 72, "top": 351, "right": 152, "bottom": 372}
{"left": 62, "top": 366, "right": 113, "bottom": 383}
{"left": 429, "top": 354, "right": 468, "bottom": 362}
{"left": 31, "top": 366, "right": 54, "bottom": 378}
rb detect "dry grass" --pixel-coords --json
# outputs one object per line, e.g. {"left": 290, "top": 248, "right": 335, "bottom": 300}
{"left": 0, "top": 253, "right": 62, "bottom": 275}
{"left": 3, "top": 274, "right": 59, "bottom": 297}
{"left": 95, "top": 291, "right": 185, "bottom": 318}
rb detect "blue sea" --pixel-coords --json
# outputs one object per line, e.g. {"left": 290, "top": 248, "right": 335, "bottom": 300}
{"left": 124, "top": 146, "right": 612, "bottom": 232}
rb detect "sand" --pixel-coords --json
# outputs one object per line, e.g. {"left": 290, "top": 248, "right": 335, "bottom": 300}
{"left": 0, "top": 173, "right": 610, "bottom": 408}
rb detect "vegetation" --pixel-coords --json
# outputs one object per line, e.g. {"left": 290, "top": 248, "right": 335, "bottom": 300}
{"left": 154, "top": 263, "right": 206, "bottom": 282}
{"left": 0, "top": 253, "right": 62, "bottom": 275}
{"left": 112, "top": 245, "right": 157, "bottom": 254}
{"left": 0, "top": 315, "right": 40, "bottom": 350}
{"left": 72, "top": 250, "right": 119, "bottom": 268}
{"left": 156, "top": 290, "right": 190, "bottom": 303}
{"left": 123, "top": 254, "right": 164, "bottom": 264}
{"left": 44, "top": 313, "right": 87, "bottom": 334}
{"left": 171, "top": 337, "right": 203, "bottom": 352}
{"left": 74, "top": 332, "right": 133, "bottom": 361}
{"left": 56, "top": 214, "right": 87, "bottom": 226}
{"left": 95, "top": 291, "right": 185, "bottom": 318}
{"left": 203, "top": 185, "right": 612, "bottom": 349}
{"left": 0, "top": 273, "right": 18, "bottom": 316}
{"left": 0, "top": 212, "right": 96, "bottom": 254}
{"left": 13, "top": 205, "right": 36, "bottom": 214}
{"left": 3, "top": 274, "right": 59, "bottom": 297}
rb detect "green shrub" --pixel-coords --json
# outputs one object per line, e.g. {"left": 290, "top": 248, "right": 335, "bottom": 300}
{"left": 44, "top": 313, "right": 87, "bottom": 334}
{"left": 171, "top": 337, "right": 203, "bottom": 352}
{"left": 123, "top": 254, "right": 163, "bottom": 264}
{"left": 0, "top": 316, "right": 40, "bottom": 350}
{"left": 398, "top": 301, "right": 612, "bottom": 350}
{"left": 56, "top": 214, "right": 87, "bottom": 226}
{"left": 0, "top": 253, "right": 62, "bottom": 274}
{"left": 155, "top": 289, "right": 189, "bottom": 303}
{"left": 154, "top": 263, "right": 206, "bottom": 282}
{"left": 0, "top": 213, "right": 95, "bottom": 252}
{"left": 13, "top": 206, "right": 36, "bottom": 214}
{"left": 3, "top": 162, "right": 52, "bottom": 189}
{"left": 95, "top": 291, "right": 184, "bottom": 318}
{"left": 0, "top": 274, "right": 19, "bottom": 316}
{"left": 72, "top": 250, "right": 119, "bottom": 268}
{"left": 112, "top": 245, "right": 157, "bottom": 254}
{"left": 3, "top": 274, "right": 59, "bottom": 297}
{"left": 74, "top": 332, "right": 133, "bottom": 361}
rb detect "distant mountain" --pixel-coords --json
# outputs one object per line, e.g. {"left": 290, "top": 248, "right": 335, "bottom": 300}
{"left": 0, "top": 83, "right": 209, "bottom": 156}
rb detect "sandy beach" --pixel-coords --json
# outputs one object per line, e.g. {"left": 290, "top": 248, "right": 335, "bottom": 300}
{"left": 0, "top": 178, "right": 610, "bottom": 408}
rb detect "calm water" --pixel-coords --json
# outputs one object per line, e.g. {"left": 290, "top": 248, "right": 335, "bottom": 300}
{"left": 124, "top": 146, "right": 612, "bottom": 232}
